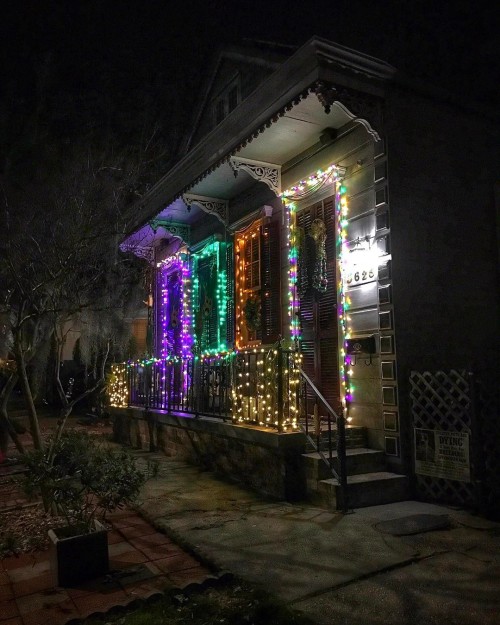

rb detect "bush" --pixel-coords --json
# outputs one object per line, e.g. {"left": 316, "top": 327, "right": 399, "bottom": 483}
{"left": 23, "top": 431, "right": 157, "bottom": 534}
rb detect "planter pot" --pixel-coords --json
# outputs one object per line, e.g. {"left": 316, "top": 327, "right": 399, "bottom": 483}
{"left": 48, "top": 520, "right": 109, "bottom": 586}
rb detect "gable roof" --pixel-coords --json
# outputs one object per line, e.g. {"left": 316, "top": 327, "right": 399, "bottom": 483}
{"left": 123, "top": 37, "right": 396, "bottom": 238}
{"left": 179, "top": 40, "right": 295, "bottom": 156}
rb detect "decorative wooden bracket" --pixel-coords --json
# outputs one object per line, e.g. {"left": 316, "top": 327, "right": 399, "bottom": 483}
{"left": 229, "top": 157, "right": 282, "bottom": 196}
{"left": 314, "top": 81, "right": 383, "bottom": 141}
{"left": 182, "top": 194, "right": 228, "bottom": 225}
{"left": 150, "top": 219, "right": 191, "bottom": 245}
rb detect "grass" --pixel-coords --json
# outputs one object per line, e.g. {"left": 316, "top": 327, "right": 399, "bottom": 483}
{"left": 83, "top": 578, "right": 315, "bottom": 625}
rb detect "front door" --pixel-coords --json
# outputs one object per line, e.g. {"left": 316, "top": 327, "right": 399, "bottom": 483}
{"left": 297, "top": 195, "right": 341, "bottom": 414}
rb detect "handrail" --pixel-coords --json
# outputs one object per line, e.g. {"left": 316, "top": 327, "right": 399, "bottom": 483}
{"left": 298, "top": 366, "right": 349, "bottom": 513}
{"left": 302, "top": 429, "right": 342, "bottom": 483}
{"left": 298, "top": 367, "right": 341, "bottom": 420}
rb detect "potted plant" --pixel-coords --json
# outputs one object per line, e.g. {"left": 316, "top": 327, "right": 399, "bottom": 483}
{"left": 23, "top": 430, "right": 157, "bottom": 586}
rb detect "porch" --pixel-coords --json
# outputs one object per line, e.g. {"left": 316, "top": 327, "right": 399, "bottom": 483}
{"left": 109, "top": 350, "right": 409, "bottom": 509}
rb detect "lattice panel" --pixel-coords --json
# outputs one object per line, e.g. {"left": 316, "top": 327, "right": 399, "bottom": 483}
{"left": 410, "top": 369, "right": 475, "bottom": 507}
{"left": 410, "top": 370, "right": 472, "bottom": 432}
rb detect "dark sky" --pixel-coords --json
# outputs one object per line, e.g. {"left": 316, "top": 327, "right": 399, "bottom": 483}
{"left": 2, "top": 0, "right": 499, "bottom": 148}
{"left": 4, "top": 1, "right": 499, "bottom": 85}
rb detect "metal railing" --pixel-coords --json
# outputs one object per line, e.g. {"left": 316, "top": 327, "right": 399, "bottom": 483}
{"left": 115, "top": 346, "right": 301, "bottom": 428}
{"left": 298, "top": 367, "right": 349, "bottom": 513}
{"left": 111, "top": 348, "right": 348, "bottom": 510}
{"left": 127, "top": 357, "right": 232, "bottom": 420}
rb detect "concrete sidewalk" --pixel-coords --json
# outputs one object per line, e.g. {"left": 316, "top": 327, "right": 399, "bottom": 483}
{"left": 133, "top": 450, "right": 500, "bottom": 625}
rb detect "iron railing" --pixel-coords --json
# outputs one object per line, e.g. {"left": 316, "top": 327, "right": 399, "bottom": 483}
{"left": 127, "top": 357, "right": 232, "bottom": 420}
{"left": 111, "top": 347, "right": 348, "bottom": 510}
{"left": 115, "top": 347, "right": 301, "bottom": 429}
{"left": 298, "top": 367, "right": 349, "bottom": 513}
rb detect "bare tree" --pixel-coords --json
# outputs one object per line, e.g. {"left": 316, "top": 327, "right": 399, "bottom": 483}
{"left": 0, "top": 50, "right": 174, "bottom": 453}
{"left": 0, "top": 144, "right": 154, "bottom": 451}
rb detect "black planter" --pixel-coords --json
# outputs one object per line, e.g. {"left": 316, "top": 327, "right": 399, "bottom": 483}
{"left": 48, "top": 520, "right": 109, "bottom": 586}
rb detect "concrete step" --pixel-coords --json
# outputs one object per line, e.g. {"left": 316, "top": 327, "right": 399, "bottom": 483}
{"left": 315, "top": 471, "right": 410, "bottom": 510}
{"left": 303, "top": 426, "right": 367, "bottom": 451}
{"left": 303, "top": 448, "right": 386, "bottom": 484}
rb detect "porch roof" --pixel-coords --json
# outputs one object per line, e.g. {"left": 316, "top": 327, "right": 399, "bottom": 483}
{"left": 125, "top": 37, "right": 395, "bottom": 243}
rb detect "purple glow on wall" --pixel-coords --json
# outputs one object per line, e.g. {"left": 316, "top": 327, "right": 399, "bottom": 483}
{"left": 158, "top": 254, "right": 192, "bottom": 360}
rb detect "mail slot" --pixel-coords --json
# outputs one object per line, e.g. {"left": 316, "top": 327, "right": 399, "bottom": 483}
{"left": 345, "top": 335, "right": 376, "bottom": 355}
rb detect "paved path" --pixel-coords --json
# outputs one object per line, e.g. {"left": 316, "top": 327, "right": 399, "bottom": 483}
{"left": 133, "top": 450, "right": 500, "bottom": 625}
{"left": 0, "top": 507, "right": 214, "bottom": 625}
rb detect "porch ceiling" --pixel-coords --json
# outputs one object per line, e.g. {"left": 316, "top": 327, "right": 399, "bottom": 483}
{"left": 159, "top": 96, "right": 352, "bottom": 220}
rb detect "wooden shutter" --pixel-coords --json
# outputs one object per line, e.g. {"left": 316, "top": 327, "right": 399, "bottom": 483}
{"left": 296, "top": 196, "right": 341, "bottom": 413}
{"left": 260, "top": 220, "right": 281, "bottom": 344}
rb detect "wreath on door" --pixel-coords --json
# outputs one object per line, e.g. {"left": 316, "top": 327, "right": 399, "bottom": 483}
{"left": 244, "top": 296, "right": 261, "bottom": 333}
{"left": 310, "top": 218, "right": 328, "bottom": 293}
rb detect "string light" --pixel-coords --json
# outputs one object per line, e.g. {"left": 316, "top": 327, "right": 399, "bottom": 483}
{"left": 157, "top": 253, "right": 191, "bottom": 357}
{"left": 191, "top": 240, "right": 228, "bottom": 354}
{"left": 109, "top": 363, "right": 128, "bottom": 407}
{"left": 281, "top": 164, "right": 345, "bottom": 347}
{"left": 113, "top": 163, "right": 350, "bottom": 431}
{"left": 336, "top": 179, "right": 353, "bottom": 421}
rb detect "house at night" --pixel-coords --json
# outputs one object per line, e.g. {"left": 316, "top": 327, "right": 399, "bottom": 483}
{"left": 111, "top": 37, "right": 499, "bottom": 515}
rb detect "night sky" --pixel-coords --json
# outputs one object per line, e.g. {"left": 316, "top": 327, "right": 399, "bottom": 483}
{"left": 1, "top": 0, "right": 498, "bottom": 170}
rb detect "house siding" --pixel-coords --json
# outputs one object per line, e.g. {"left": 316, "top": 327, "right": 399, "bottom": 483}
{"left": 386, "top": 87, "right": 500, "bottom": 471}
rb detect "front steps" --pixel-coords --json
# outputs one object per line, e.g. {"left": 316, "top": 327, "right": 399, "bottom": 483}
{"left": 303, "top": 424, "right": 367, "bottom": 450}
{"left": 316, "top": 471, "right": 410, "bottom": 509}
{"left": 302, "top": 427, "right": 409, "bottom": 509}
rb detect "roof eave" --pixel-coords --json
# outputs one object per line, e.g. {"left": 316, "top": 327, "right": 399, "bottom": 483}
{"left": 126, "top": 37, "right": 395, "bottom": 236}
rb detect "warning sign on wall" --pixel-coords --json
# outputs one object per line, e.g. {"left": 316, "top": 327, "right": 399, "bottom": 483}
{"left": 414, "top": 428, "right": 471, "bottom": 482}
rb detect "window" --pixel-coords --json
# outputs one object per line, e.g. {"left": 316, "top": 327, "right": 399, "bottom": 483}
{"left": 213, "top": 77, "right": 240, "bottom": 126}
{"left": 227, "top": 85, "right": 238, "bottom": 112}
{"left": 215, "top": 99, "right": 226, "bottom": 125}
{"left": 192, "top": 241, "right": 233, "bottom": 353}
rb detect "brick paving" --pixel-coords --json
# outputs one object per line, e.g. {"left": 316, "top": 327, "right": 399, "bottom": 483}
{"left": 0, "top": 417, "right": 216, "bottom": 624}
{"left": 0, "top": 507, "right": 214, "bottom": 625}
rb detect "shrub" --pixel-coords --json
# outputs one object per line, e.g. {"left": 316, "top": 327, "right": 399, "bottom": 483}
{"left": 23, "top": 431, "right": 157, "bottom": 534}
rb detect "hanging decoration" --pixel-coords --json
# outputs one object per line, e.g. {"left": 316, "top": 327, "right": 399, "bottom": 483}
{"left": 310, "top": 218, "right": 328, "bottom": 293}
{"left": 282, "top": 164, "right": 344, "bottom": 202}
{"left": 243, "top": 296, "right": 261, "bottom": 333}
{"left": 108, "top": 363, "right": 128, "bottom": 407}
{"left": 230, "top": 345, "right": 300, "bottom": 430}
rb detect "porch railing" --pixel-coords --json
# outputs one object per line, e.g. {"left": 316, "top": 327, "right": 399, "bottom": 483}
{"left": 127, "top": 357, "right": 232, "bottom": 420}
{"left": 110, "top": 347, "right": 348, "bottom": 510}
{"left": 112, "top": 348, "right": 302, "bottom": 427}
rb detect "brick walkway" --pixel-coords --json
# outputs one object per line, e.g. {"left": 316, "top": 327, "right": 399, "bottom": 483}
{"left": 0, "top": 507, "right": 214, "bottom": 625}
{"left": 0, "top": 416, "right": 218, "bottom": 623}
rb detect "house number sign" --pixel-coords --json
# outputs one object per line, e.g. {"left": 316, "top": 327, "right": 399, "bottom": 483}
{"left": 346, "top": 265, "right": 377, "bottom": 286}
